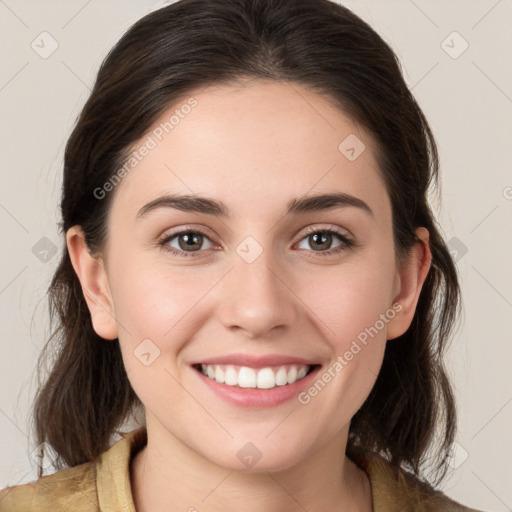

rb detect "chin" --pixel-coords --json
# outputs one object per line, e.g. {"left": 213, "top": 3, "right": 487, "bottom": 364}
{"left": 212, "top": 443, "right": 308, "bottom": 474}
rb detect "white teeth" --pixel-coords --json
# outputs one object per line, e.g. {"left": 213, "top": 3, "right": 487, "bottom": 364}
{"left": 287, "top": 366, "right": 297, "bottom": 384}
{"left": 224, "top": 366, "right": 238, "bottom": 386}
{"left": 256, "top": 368, "right": 275, "bottom": 389}
{"left": 275, "top": 367, "right": 288, "bottom": 386}
{"left": 215, "top": 366, "right": 224, "bottom": 384}
{"left": 197, "top": 363, "right": 312, "bottom": 389}
{"left": 238, "top": 367, "right": 256, "bottom": 388}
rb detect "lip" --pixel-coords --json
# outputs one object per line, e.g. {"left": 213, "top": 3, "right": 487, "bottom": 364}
{"left": 192, "top": 363, "right": 322, "bottom": 409}
{"left": 191, "top": 353, "right": 319, "bottom": 369}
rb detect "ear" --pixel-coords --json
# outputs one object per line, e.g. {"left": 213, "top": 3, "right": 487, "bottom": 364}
{"left": 66, "top": 226, "right": 118, "bottom": 340}
{"left": 386, "top": 227, "right": 432, "bottom": 340}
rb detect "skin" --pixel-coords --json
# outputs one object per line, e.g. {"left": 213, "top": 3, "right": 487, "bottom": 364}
{"left": 67, "top": 78, "right": 431, "bottom": 512}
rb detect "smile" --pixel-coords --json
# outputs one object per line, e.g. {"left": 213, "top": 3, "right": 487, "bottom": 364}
{"left": 193, "top": 363, "right": 316, "bottom": 389}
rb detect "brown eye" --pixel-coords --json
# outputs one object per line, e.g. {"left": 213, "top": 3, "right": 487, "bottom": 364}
{"left": 176, "top": 232, "right": 204, "bottom": 252}
{"left": 296, "top": 228, "right": 354, "bottom": 256}
{"left": 308, "top": 231, "right": 335, "bottom": 251}
{"left": 160, "top": 229, "right": 214, "bottom": 257}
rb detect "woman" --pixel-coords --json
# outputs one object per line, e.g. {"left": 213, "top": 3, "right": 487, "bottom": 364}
{"left": 0, "top": 0, "right": 483, "bottom": 510}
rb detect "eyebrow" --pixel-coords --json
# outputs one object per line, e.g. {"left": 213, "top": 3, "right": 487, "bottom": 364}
{"left": 136, "top": 192, "right": 374, "bottom": 219}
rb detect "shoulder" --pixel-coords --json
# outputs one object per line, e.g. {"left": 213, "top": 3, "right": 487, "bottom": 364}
{"left": 0, "top": 427, "right": 146, "bottom": 512}
{"left": 350, "top": 450, "right": 484, "bottom": 512}
{"left": 0, "top": 481, "right": 35, "bottom": 510}
{"left": 0, "top": 461, "right": 98, "bottom": 512}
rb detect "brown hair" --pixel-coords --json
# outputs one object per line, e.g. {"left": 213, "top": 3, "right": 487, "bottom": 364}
{"left": 31, "top": 0, "right": 460, "bottom": 488}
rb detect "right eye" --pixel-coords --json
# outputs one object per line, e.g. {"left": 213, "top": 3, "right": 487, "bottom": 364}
{"left": 158, "top": 228, "right": 215, "bottom": 258}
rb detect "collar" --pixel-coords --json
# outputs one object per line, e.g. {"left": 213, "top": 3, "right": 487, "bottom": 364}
{"left": 95, "top": 426, "right": 437, "bottom": 511}
{"left": 96, "top": 426, "right": 147, "bottom": 511}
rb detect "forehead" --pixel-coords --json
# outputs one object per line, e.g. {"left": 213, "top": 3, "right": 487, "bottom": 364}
{"left": 111, "top": 79, "right": 389, "bottom": 221}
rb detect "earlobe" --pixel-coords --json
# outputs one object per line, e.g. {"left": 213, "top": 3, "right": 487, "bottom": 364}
{"left": 386, "top": 227, "right": 432, "bottom": 340}
{"left": 66, "top": 226, "right": 118, "bottom": 340}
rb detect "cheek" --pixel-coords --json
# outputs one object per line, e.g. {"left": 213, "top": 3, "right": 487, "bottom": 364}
{"left": 109, "top": 259, "right": 212, "bottom": 416}
{"left": 109, "top": 248, "right": 209, "bottom": 338}
{"left": 304, "top": 252, "right": 397, "bottom": 348}
{"left": 294, "top": 268, "right": 394, "bottom": 431}
{"left": 108, "top": 252, "right": 226, "bottom": 401}
{"left": 294, "top": 250, "right": 396, "bottom": 406}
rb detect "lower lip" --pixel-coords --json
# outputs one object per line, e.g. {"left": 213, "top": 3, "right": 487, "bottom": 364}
{"left": 192, "top": 365, "right": 321, "bottom": 408}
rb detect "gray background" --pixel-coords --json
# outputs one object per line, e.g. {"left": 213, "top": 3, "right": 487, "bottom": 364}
{"left": 1, "top": 1, "right": 511, "bottom": 510}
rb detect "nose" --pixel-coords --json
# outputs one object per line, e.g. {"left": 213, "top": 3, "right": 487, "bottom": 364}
{"left": 216, "top": 243, "right": 300, "bottom": 339}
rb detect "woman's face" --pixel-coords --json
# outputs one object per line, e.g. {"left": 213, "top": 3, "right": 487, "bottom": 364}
{"left": 80, "top": 79, "right": 427, "bottom": 472}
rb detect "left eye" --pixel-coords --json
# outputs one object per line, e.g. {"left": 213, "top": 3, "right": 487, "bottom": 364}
{"left": 295, "top": 229, "right": 351, "bottom": 254}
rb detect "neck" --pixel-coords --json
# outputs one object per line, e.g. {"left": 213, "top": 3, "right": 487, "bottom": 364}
{"left": 130, "top": 420, "right": 373, "bottom": 512}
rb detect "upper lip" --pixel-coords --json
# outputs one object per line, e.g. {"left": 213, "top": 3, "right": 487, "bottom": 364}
{"left": 192, "top": 353, "right": 320, "bottom": 369}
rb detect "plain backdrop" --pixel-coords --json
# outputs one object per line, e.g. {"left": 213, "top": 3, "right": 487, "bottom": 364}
{"left": 1, "top": 1, "right": 511, "bottom": 510}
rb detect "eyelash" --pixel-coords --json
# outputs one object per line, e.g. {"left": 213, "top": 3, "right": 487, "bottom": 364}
{"left": 158, "top": 225, "right": 356, "bottom": 259}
